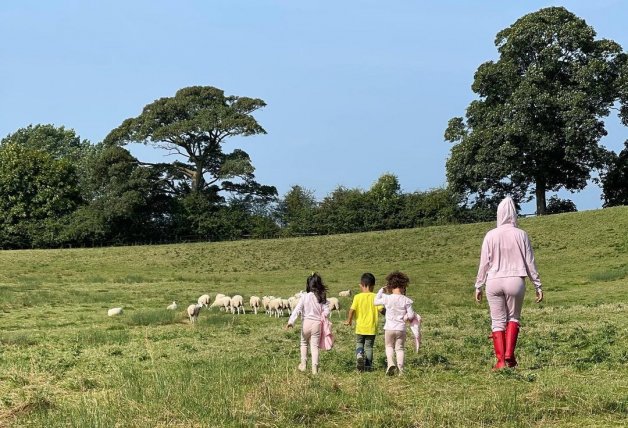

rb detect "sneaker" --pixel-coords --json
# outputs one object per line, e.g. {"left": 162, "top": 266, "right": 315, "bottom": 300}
{"left": 386, "top": 365, "right": 398, "bottom": 376}
{"left": 311, "top": 364, "right": 318, "bottom": 375}
{"left": 298, "top": 362, "right": 307, "bottom": 372}
{"left": 356, "top": 352, "right": 365, "bottom": 371}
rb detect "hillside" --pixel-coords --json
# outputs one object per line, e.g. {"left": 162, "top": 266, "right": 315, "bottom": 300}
{"left": 0, "top": 207, "right": 626, "bottom": 426}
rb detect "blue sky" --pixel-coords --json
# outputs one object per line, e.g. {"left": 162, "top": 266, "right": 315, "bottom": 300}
{"left": 2, "top": 0, "right": 627, "bottom": 212}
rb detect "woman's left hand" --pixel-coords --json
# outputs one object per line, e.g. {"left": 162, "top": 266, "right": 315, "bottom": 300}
{"left": 535, "top": 289, "right": 544, "bottom": 303}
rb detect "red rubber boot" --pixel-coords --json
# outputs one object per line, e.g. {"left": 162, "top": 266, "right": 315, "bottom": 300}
{"left": 505, "top": 321, "right": 520, "bottom": 368}
{"left": 492, "top": 330, "right": 506, "bottom": 370}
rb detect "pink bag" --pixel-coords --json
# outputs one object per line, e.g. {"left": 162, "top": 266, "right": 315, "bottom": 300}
{"left": 319, "top": 316, "right": 334, "bottom": 350}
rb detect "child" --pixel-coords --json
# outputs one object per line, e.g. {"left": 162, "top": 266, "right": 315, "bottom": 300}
{"left": 344, "top": 273, "right": 382, "bottom": 371}
{"left": 286, "top": 272, "right": 330, "bottom": 374}
{"left": 374, "top": 271, "right": 416, "bottom": 375}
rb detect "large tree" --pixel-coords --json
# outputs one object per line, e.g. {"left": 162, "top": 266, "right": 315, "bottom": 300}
{"left": 444, "top": 7, "right": 625, "bottom": 214}
{"left": 104, "top": 86, "right": 276, "bottom": 202}
{"left": 601, "top": 141, "right": 628, "bottom": 207}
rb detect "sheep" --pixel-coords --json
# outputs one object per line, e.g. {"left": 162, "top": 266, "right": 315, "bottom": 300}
{"left": 282, "top": 299, "right": 291, "bottom": 315}
{"left": 212, "top": 295, "right": 231, "bottom": 312}
{"left": 107, "top": 307, "right": 123, "bottom": 316}
{"left": 262, "top": 296, "right": 275, "bottom": 315}
{"left": 268, "top": 298, "right": 284, "bottom": 318}
{"left": 230, "top": 295, "right": 245, "bottom": 315}
{"left": 338, "top": 290, "right": 352, "bottom": 297}
{"left": 327, "top": 297, "right": 340, "bottom": 317}
{"left": 187, "top": 303, "right": 202, "bottom": 323}
{"left": 198, "top": 294, "right": 211, "bottom": 307}
{"left": 166, "top": 301, "right": 177, "bottom": 310}
{"left": 287, "top": 296, "right": 300, "bottom": 314}
{"left": 210, "top": 294, "right": 227, "bottom": 310}
{"left": 249, "top": 296, "right": 261, "bottom": 314}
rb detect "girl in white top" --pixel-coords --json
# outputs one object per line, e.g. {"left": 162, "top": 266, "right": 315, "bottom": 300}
{"left": 374, "top": 271, "right": 416, "bottom": 375}
{"left": 286, "top": 273, "right": 330, "bottom": 374}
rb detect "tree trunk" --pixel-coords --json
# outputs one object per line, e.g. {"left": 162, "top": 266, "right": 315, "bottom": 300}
{"left": 191, "top": 161, "right": 205, "bottom": 193}
{"left": 535, "top": 178, "right": 546, "bottom": 215}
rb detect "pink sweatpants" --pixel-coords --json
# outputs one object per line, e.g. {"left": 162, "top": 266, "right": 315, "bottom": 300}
{"left": 486, "top": 276, "right": 525, "bottom": 331}
{"left": 384, "top": 330, "right": 406, "bottom": 370}
{"left": 300, "top": 319, "right": 321, "bottom": 367}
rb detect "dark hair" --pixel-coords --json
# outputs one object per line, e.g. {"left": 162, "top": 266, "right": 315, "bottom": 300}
{"left": 306, "top": 272, "right": 328, "bottom": 304}
{"left": 385, "top": 271, "right": 409, "bottom": 293}
{"left": 360, "top": 273, "right": 376, "bottom": 291}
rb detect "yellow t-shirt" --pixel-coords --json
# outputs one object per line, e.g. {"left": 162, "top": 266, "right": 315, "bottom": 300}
{"left": 350, "top": 292, "right": 382, "bottom": 335}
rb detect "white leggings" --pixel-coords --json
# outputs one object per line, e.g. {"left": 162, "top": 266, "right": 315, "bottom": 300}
{"left": 300, "top": 319, "right": 321, "bottom": 367}
{"left": 486, "top": 277, "right": 525, "bottom": 331}
{"left": 384, "top": 330, "right": 406, "bottom": 370}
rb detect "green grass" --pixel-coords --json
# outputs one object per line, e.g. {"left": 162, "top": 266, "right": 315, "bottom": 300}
{"left": 0, "top": 207, "right": 627, "bottom": 426}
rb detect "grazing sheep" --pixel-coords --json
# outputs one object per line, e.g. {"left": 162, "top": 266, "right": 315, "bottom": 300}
{"left": 249, "top": 296, "right": 261, "bottom": 314}
{"left": 198, "top": 294, "right": 211, "bottom": 307}
{"left": 230, "top": 295, "right": 245, "bottom": 315}
{"left": 281, "top": 299, "right": 291, "bottom": 315}
{"left": 287, "top": 296, "right": 299, "bottom": 314}
{"left": 327, "top": 297, "right": 340, "bottom": 317}
{"left": 210, "top": 294, "right": 227, "bottom": 310}
{"left": 166, "top": 301, "right": 177, "bottom": 310}
{"left": 107, "top": 307, "right": 123, "bottom": 316}
{"left": 212, "top": 295, "right": 231, "bottom": 312}
{"left": 187, "top": 303, "right": 202, "bottom": 323}
{"left": 338, "top": 290, "right": 352, "bottom": 297}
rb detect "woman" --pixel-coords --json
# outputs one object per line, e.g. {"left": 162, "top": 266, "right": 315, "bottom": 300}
{"left": 475, "top": 197, "right": 544, "bottom": 369}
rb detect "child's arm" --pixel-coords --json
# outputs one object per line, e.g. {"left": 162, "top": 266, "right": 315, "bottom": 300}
{"left": 286, "top": 294, "right": 305, "bottom": 328}
{"left": 344, "top": 308, "right": 355, "bottom": 326}
{"left": 373, "top": 287, "right": 386, "bottom": 306}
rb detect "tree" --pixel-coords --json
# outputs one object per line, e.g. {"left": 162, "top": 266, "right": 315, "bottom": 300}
{"left": 601, "top": 141, "right": 628, "bottom": 207}
{"left": 104, "top": 86, "right": 277, "bottom": 202}
{"left": 367, "top": 174, "right": 403, "bottom": 230}
{"left": 0, "top": 143, "right": 81, "bottom": 247}
{"left": 277, "top": 185, "right": 318, "bottom": 235}
{"left": 444, "top": 7, "right": 625, "bottom": 214}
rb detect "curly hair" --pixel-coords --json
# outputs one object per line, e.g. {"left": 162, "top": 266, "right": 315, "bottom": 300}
{"left": 385, "top": 271, "right": 410, "bottom": 293}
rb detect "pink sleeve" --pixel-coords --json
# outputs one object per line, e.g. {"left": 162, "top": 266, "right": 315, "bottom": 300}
{"left": 288, "top": 295, "right": 305, "bottom": 325}
{"left": 523, "top": 234, "right": 542, "bottom": 290}
{"left": 373, "top": 287, "right": 386, "bottom": 306}
{"left": 475, "top": 235, "right": 491, "bottom": 289}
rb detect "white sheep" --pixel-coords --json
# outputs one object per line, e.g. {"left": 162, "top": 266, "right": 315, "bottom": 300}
{"left": 213, "top": 295, "right": 231, "bottom": 312}
{"left": 249, "top": 296, "right": 261, "bottom": 314}
{"left": 166, "top": 301, "right": 177, "bottom": 310}
{"left": 210, "top": 294, "right": 227, "bottom": 310}
{"left": 281, "top": 299, "right": 291, "bottom": 315}
{"left": 327, "top": 297, "right": 340, "bottom": 317}
{"left": 263, "top": 296, "right": 275, "bottom": 315}
{"left": 230, "top": 295, "right": 245, "bottom": 315}
{"left": 268, "top": 298, "right": 284, "bottom": 318}
{"left": 287, "top": 296, "right": 299, "bottom": 314}
{"left": 338, "top": 290, "right": 352, "bottom": 297}
{"left": 187, "top": 303, "right": 202, "bottom": 323}
{"left": 197, "top": 294, "right": 211, "bottom": 307}
{"left": 107, "top": 307, "right": 123, "bottom": 316}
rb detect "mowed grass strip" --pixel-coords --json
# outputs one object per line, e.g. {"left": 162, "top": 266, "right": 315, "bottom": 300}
{"left": 0, "top": 207, "right": 626, "bottom": 427}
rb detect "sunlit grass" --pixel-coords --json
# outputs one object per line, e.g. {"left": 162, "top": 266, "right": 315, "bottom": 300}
{"left": 0, "top": 206, "right": 626, "bottom": 426}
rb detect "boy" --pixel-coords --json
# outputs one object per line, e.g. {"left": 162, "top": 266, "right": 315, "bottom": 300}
{"left": 344, "top": 273, "right": 382, "bottom": 371}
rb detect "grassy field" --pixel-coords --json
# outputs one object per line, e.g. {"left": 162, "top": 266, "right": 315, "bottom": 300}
{"left": 0, "top": 207, "right": 626, "bottom": 427}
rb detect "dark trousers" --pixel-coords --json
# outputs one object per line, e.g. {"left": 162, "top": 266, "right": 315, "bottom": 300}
{"left": 356, "top": 334, "right": 376, "bottom": 369}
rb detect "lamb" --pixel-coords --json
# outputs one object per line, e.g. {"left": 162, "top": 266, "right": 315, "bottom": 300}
{"left": 230, "top": 295, "right": 245, "bottom": 315}
{"left": 107, "top": 307, "right": 123, "bottom": 316}
{"left": 187, "top": 303, "right": 202, "bottom": 323}
{"left": 327, "top": 297, "right": 340, "bottom": 317}
{"left": 197, "top": 294, "right": 211, "bottom": 307}
{"left": 338, "top": 290, "right": 352, "bottom": 297}
{"left": 166, "top": 301, "right": 177, "bottom": 310}
{"left": 249, "top": 296, "right": 261, "bottom": 314}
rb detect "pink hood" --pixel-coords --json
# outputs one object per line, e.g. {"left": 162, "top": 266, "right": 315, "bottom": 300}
{"left": 496, "top": 197, "right": 518, "bottom": 227}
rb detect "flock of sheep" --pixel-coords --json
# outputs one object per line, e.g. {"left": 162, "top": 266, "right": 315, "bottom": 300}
{"left": 108, "top": 289, "right": 352, "bottom": 323}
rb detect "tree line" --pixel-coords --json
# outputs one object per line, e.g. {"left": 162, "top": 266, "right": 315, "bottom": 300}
{"left": 1, "top": 7, "right": 627, "bottom": 249}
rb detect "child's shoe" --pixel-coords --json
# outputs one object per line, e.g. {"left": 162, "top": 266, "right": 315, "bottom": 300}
{"left": 356, "top": 352, "right": 365, "bottom": 371}
{"left": 386, "top": 365, "right": 398, "bottom": 376}
{"left": 311, "top": 364, "right": 318, "bottom": 375}
{"left": 298, "top": 362, "right": 307, "bottom": 372}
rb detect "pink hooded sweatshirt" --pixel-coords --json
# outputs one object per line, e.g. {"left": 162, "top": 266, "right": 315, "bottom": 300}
{"left": 475, "top": 197, "right": 542, "bottom": 291}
